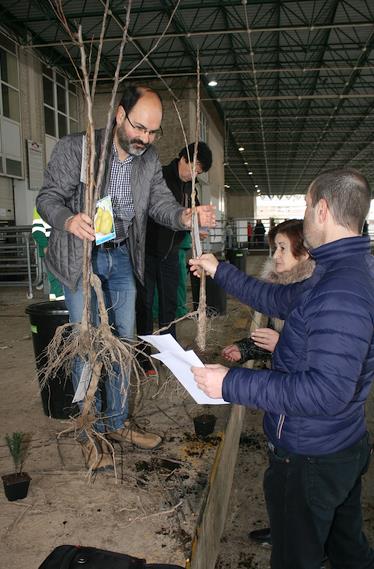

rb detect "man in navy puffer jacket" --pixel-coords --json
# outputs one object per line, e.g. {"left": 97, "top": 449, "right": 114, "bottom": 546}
{"left": 190, "top": 168, "right": 374, "bottom": 569}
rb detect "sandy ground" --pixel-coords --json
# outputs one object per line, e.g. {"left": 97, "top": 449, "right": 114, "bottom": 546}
{"left": 0, "top": 269, "right": 248, "bottom": 568}
{"left": 1, "top": 253, "right": 374, "bottom": 569}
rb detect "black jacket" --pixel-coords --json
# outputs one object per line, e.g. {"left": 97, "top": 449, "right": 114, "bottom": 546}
{"left": 145, "top": 158, "right": 197, "bottom": 258}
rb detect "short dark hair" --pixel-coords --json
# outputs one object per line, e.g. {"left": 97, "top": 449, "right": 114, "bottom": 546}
{"left": 308, "top": 168, "right": 371, "bottom": 233}
{"left": 118, "top": 85, "right": 163, "bottom": 115}
{"left": 178, "top": 142, "right": 213, "bottom": 172}
{"left": 268, "top": 219, "right": 308, "bottom": 259}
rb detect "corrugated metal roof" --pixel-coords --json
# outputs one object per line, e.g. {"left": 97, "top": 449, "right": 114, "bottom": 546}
{"left": 0, "top": 0, "right": 373, "bottom": 196}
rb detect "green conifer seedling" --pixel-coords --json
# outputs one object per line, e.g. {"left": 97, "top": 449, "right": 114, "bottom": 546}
{"left": 5, "top": 432, "right": 30, "bottom": 474}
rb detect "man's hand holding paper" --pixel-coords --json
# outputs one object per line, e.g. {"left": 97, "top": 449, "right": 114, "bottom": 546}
{"left": 191, "top": 364, "right": 229, "bottom": 399}
{"left": 139, "top": 334, "right": 228, "bottom": 405}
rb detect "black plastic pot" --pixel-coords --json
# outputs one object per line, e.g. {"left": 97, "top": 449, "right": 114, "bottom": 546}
{"left": 2, "top": 472, "right": 31, "bottom": 501}
{"left": 193, "top": 413, "right": 217, "bottom": 438}
{"left": 25, "top": 301, "right": 78, "bottom": 419}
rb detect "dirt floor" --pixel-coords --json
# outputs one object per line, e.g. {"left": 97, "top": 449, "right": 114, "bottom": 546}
{"left": 0, "top": 260, "right": 251, "bottom": 568}
{"left": 217, "top": 410, "right": 373, "bottom": 569}
{"left": 1, "top": 254, "right": 374, "bottom": 569}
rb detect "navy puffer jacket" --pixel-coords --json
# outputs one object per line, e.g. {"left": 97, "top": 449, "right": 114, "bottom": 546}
{"left": 216, "top": 236, "right": 374, "bottom": 455}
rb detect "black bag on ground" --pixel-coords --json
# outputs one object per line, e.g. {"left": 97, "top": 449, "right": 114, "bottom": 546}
{"left": 38, "top": 545, "right": 185, "bottom": 569}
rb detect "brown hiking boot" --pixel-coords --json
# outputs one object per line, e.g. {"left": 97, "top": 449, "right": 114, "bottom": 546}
{"left": 80, "top": 438, "right": 114, "bottom": 472}
{"left": 107, "top": 420, "right": 162, "bottom": 450}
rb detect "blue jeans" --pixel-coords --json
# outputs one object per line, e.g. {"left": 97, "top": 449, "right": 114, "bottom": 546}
{"left": 64, "top": 244, "right": 136, "bottom": 433}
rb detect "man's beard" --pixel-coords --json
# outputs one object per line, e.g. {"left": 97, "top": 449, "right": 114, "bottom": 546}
{"left": 116, "top": 126, "right": 150, "bottom": 156}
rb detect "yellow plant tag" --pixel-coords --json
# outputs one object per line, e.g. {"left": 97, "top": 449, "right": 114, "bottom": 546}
{"left": 94, "top": 195, "right": 116, "bottom": 245}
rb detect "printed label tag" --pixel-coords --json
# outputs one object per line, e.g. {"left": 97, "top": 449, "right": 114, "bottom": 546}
{"left": 94, "top": 195, "right": 116, "bottom": 245}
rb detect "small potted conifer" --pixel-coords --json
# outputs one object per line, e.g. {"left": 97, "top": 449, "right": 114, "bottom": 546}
{"left": 2, "top": 432, "right": 32, "bottom": 501}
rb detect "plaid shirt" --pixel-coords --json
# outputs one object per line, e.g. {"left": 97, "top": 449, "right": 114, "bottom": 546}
{"left": 108, "top": 144, "right": 135, "bottom": 239}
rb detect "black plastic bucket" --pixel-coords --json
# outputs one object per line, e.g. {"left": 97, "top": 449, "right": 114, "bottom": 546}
{"left": 225, "top": 248, "right": 247, "bottom": 272}
{"left": 25, "top": 301, "right": 78, "bottom": 419}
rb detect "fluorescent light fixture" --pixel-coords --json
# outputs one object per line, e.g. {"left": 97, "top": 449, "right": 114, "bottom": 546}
{"left": 248, "top": 171, "right": 253, "bottom": 175}
{"left": 208, "top": 80, "right": 218, "bottom": 87}
{"left": 238, "top": 146, "right": 245, "bottom": 152}
{"left": 224, "top": 184, "right": 230, "bottom": 188}
{"left": 255, "top": 184, "right": 258, "bottom": 188}
{"left": 244, "top": 161, "right": 248, "bottom": 165}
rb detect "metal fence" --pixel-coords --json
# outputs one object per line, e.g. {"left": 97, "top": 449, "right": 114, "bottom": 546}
{"left": 1, "top": 220, "right": 372, "bottom": 300}
{"left": 222, "top": 217, "right": 279, "bottom": 252}
{"left": 0, "top": 225, "right": 42, "bottom": 298}
{"left": 222, "top": 217, "right": 374, "bottom": 254}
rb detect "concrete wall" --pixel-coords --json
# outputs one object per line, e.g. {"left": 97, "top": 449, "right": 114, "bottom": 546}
{"left": 0, "top": 39, "right": 84, "bottom": 226}
{"left": 0, "top": 176, "right": 13, "bottom": 222}
{"left": 0, "top": 43, "right": 48, "bottom": 225}
{"left": 226, "top": 192, "right": 256, "bottom": 219}
{"left": 13, "top": 48, "right": 44, "bottom": 225}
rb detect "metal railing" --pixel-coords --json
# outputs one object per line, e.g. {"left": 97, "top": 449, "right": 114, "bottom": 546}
{"left": 0, "top": 225, "right": 42, "bottom": 298}
{"left": 223, "top": 217, "right": 374, "bottom": 254}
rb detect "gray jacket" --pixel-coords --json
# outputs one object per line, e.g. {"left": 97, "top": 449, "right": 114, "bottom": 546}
{"left": 36, "top": 129, "right": 186, "bottom": 290}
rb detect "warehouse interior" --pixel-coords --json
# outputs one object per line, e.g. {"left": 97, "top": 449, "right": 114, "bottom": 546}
{"left": 0, "top": 2, "right": 374, "bottom": 569}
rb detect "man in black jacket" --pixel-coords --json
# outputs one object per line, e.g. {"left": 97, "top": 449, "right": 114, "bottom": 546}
{"left": 136, "top": 142, "right": 212, "bottom": 374}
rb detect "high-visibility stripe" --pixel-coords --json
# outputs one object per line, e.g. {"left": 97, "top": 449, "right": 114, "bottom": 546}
{"left": 32, "top": 224, "right": 50, "bottom": 236}
{"left": 32, "top": 207, "right": 51, "bottom": 236}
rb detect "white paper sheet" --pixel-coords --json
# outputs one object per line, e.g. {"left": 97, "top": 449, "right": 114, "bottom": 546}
{"left": 138, "top": 333, "right": 186, "bottom": 355}
{"left": 140, "top": 334, "right": 228, "bottom": 405}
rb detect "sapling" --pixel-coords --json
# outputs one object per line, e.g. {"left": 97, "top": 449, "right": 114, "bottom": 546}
{"left": 2, "top": 432, "right": 32, "bottom": 501}
{"left": 5, "top": 432, "right": 30, "bottom": 474}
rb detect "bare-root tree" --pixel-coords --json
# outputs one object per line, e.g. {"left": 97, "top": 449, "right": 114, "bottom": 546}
{"left": 40, "top": 0, "right": 210, "bottom": 474}
{"left": 41, "top": 1, "right": 149, "bottom": 465}
{"left": 191, "top": 56, "right": 207, "bottom": 353}
{"left": 171, "top": 54, "right": 207, "bottom": 353}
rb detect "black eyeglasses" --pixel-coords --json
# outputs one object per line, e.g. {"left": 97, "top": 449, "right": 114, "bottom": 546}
{"left": 125, "top": 115, "right": 163, "bottom": 141}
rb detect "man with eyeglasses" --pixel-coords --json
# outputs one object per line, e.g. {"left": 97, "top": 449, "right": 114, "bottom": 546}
{"left": 136, "top": 142, "right": 212, "bottom": 376}
{"left": 36, "top": 85, "right": 215, "bottom": 472}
